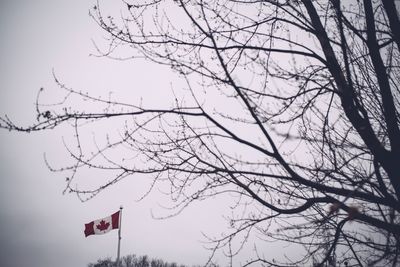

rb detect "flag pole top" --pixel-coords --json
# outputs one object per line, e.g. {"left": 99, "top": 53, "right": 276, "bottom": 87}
{"left": 119, "top": 206, "right": 123, "bottom": 210}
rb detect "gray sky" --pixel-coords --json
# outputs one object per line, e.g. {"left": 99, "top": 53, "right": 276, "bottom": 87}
{"left": 0, "top": 1, "right": 235, "bottom": 266}
{"left": 1, "top": 1, "right": 396, "bottom": 266}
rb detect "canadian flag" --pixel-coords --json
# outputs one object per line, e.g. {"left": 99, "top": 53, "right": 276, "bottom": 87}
{"left": 84, "top": 211, "right": 120, "bottom": 237}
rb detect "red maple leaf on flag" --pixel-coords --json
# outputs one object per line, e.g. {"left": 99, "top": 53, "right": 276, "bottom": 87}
{"left": 96, "top": 220, "right": 110, "bottom": 231}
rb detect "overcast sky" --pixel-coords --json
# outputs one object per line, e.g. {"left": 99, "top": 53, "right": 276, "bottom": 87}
{"left": 3, "top": 1, "right": 397, "bottom": 266}
{"left": 0, "top": 1, "right": 237, "bottom": 266}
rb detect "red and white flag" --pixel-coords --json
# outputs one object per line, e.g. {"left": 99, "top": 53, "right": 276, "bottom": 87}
{"left": 84, "top": 211, "right": 120, "bottom": 237}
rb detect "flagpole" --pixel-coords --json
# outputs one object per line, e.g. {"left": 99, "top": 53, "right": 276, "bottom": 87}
{"left": 116, "top": 206, "right": 123, "bottom": 267}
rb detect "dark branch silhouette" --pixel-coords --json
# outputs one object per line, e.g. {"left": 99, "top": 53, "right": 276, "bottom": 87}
{"left": 2, "top": 0, "right": 400, "bottom": 266}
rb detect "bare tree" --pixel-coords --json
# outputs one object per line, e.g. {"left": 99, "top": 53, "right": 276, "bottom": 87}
{"left": 87, "top": 253, "right": 192, "bottom": 267}
{"left": 2, "top": 0, "right": 400, "bottom": 266}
